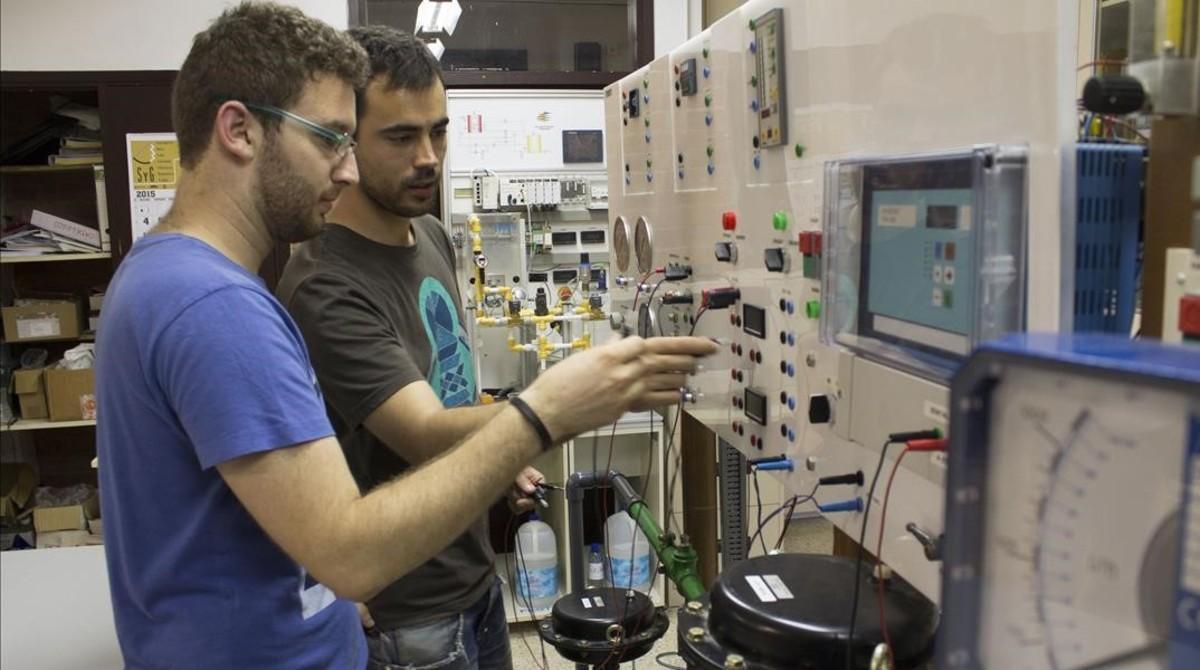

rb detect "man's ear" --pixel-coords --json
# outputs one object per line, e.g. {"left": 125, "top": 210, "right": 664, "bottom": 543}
{"left": 212, "top": 101, "right": 260, "bottom": 162}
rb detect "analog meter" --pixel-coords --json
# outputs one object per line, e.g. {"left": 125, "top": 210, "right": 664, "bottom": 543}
{"left": 940, "top": 334, "right": 1200, "bottom": 670}
{"left": 612, "top": 215, "right": 632, "bottom": 273}
{"left": 634, "top": 216, "right": 654, "bottom": 275}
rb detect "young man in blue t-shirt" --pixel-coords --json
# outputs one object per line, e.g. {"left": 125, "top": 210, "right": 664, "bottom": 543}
{"left": 96, "top": 4, "right": 716, "bottom": 668}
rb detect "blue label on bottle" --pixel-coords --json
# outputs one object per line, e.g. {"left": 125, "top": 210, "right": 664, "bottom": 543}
{"left": 516, "top": 565, "right": 558, "bottom": 600}
{"left": 609, "top": 554, "right": 651, "bottom": 589}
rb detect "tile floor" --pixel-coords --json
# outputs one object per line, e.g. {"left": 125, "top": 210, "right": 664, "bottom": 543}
{"left": 507, "top": 515, "right": 834, "bottom": 670}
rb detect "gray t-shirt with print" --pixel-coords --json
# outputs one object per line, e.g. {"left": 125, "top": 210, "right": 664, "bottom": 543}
{"left": 277, "top": 217, "right": 490, "bottom": 628}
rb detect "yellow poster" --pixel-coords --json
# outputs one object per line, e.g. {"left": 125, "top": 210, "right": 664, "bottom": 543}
{"left": 128, "top": 136, "right": 179, "bottom": 190}
{"left": 126, "top": 133, "right": 179, "bottom": 242}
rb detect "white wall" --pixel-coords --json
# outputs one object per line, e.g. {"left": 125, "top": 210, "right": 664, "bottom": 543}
{"left": 0, "top": 0, "right": 347, "bottom": 71}
{"left": 654, "top": 0, "right": 692, "bottom": 58}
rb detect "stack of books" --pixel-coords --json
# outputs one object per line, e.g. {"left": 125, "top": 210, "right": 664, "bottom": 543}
{"left": 48, "top": 135, "right": 103, "bottom": 167}
{"left": 1, "top": 210, "right": 104, "bottom": 257}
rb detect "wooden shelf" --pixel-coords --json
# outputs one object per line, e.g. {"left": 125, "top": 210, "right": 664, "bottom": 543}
{"left": 0, "top": 165, "right": 97, "bottom": 174}
{"left": 1, "top": 418, "right": 96, "bottom": 432}
{"left": 0, "top": 252, "right": 110, "bottom": 264}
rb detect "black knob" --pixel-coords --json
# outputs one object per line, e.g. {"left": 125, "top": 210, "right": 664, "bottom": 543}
{"left": 1082, "top": 75, "right": 1146, "bottom": 115}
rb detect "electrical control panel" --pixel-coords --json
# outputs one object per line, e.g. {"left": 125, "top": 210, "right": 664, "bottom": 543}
{"left": 605, "top": 0, "right": 1075, "bottom": 604}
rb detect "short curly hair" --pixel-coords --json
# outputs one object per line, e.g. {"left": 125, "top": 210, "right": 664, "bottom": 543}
{"left": 172, "top": 2, "right": 369, "bottom": 169}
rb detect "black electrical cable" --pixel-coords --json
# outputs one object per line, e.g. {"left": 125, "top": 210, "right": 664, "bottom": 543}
{"left": 844, "top": 440, "right": 895, "bottom": 670}
{"left": 752, "top": 469, "right": 769, "bottom": 556}
{"left": 746, "top": 483, "right": 818, "bottom": 551}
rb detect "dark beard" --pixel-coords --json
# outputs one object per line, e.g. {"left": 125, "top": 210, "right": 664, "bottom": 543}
{"left": 359, "top": 163, "right": 438, "bottom": 219}
{"left": 256, "top": 137, "right": 324, "bottom": 244}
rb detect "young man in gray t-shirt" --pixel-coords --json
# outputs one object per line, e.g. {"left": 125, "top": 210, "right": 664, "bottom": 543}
{"left": 278, "top": 26, "right": 537, "bottom": 669}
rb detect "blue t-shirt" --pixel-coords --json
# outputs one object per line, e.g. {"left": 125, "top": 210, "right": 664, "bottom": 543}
{"left": 96, "top": 234, "right": 365, "bottom": 669}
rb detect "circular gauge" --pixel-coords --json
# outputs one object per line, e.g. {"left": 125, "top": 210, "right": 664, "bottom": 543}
{"left": 940, "top": 337, "right": 1200, "bottom": 670}
{"left": 634, "top": 216, "right": 654, "bottom": 274}
{"left": 612, "top": 216, "right": 632, "bottom": 273}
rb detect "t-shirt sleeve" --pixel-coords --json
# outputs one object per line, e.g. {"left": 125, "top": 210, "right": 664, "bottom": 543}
{"left": 284, "top": 272, "right": 425, "bottom": 429}
{"left": 154, "top": 286, "right": 335, "bottom": 470}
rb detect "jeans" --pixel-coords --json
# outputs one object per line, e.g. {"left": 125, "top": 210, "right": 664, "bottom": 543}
{"left": 365, "top": 579, "right": 512, "bottom": 670}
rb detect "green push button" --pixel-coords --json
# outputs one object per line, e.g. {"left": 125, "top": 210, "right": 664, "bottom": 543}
{"left": 750, "top": 75, "right": 758, "bottom": 87}
{"left": 704, "top": 94, "right": 712, "bottom": 107}
{"left": 802, "top": 255, "right": 818, "bottom": 279}
{"left": 644, "top": 118, "right": 650, "bottom": 128}
{"left": 748, "top": 19, "right": 756, "bottom": 30}
{"left": 772, "top": 211, "right": 789, "bottom": 231}
{"left": 944, "top": 290, "right": 953, "bottom": 309}
{"left": 794, "top": 143, "right": 805, "bottom": 158}
{"left": 702, "top": 47, "right": 710, "bottom": 58}
{"left": 805, "top": 300, "right": 821, "bottom": 319}
{"left": 646, "top": 159, "right": 652, "bottom": 168}
{"left": 706, "top": 145, "right": 714, "bottom": 158}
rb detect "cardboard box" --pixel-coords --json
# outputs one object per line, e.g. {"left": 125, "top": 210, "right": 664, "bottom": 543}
{"left": 0, "top": 464, "right": 37, "bottom": 519}
{"left": 1, "top": 300, "right": 82, "bottom": 342}
{"left": 9, "top": 369, "right": 48, "bottom": 420}
{"left": 33, "top": 504, "right": 87, "bottom": 533}
{"left": 36, "top": 529, "right": 94, "bottom": 549}
{"left": 45, "top": 368, "right": 95, "bottom": 421}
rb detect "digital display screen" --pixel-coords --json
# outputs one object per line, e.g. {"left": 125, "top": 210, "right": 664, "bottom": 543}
{"left": 743, "top": 304, "right": 766, "bottom": 339}
{"left": 744, "top": 388, "right": 767, "bottom": 425}
{"left": 563, "top": 130, "right": 603, "bottom": 163}
{"left": 927, "top": 205, "right": 959, "bottom": 230}
{"left": 859, "top": 157, "right": 975, "bottom": 357}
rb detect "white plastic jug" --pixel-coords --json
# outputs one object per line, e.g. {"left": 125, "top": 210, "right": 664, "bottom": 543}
{"left": 605, "top": 511, "right": 652, "bottom": 592}
{"left": 515, "top": 513, "right": 559, "bottom": 611}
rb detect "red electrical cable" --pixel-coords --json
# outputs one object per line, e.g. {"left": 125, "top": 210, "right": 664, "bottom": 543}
{"left": 875, "top": 438, "right": 946, "bottom": 669}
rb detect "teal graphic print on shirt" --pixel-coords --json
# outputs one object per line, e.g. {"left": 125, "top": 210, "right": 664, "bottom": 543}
{"left": 419, "top": 277, "right": 476, "bottom": 407}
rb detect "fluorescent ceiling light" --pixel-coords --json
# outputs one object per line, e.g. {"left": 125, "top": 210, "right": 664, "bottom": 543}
{"left": 415, "top": 0, "right": 462, "bottom": 37}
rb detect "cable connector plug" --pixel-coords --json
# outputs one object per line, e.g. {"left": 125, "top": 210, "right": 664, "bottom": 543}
{"left": 905, "top": 438, "right": 948, "bottom": 452}
{"left": 701, "top": 287, "right": 740, "bottom": 309}
{"left": 664, "top": 263, "right": 693, "bottom": 281}
{"left": 818, "top": 471, "right": 864, "bottom": 487}
{"left": 887, "top": 428, "right": 942, "bottom": 443}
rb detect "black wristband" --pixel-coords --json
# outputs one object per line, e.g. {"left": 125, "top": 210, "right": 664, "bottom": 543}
{"left": 508, "top": 396, "right": 554, "bottom": 452}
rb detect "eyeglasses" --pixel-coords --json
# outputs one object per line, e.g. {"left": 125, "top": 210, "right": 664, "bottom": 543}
{"left": 243, "top": 102, "right": 356, "bottom": 158}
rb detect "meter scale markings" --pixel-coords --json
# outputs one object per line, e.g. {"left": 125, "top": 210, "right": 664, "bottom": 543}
{"left": 981, "top": 373, "right": 1186, "bottom": 670}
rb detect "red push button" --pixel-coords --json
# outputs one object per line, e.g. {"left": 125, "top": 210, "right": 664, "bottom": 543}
{"left": 722, "top": 211, "right": 738, "bottom": 231}
{"left": 1180, "top": 295, "right": 1200, "bottom": 337}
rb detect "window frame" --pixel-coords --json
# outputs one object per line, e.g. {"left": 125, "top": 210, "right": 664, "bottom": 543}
{"left": 347, "top": 0, "right": 654, "bottom": 88}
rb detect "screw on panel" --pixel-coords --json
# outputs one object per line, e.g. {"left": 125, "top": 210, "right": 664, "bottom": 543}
{"left": 687, "top": 627, "right": 706, "bottom": 642}
{"left": 686, "top": 600, "right": 703, "bottom": 613}
{"left": 725, "top": 654, "right": 746, "bottom": 670}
